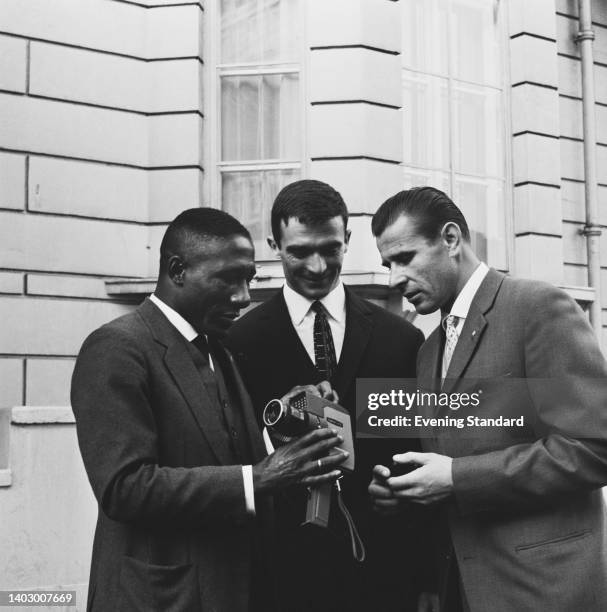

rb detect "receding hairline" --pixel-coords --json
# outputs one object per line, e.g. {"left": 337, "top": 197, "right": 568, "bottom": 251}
{"left": 372, "top": 187, "right": 471, "bottom": 243}
{"left": 376, "top": 211, "right": 465, "bottom": 243}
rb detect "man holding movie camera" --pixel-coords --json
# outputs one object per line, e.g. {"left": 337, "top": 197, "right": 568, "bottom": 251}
{"left": 71, "top": 208, "right": 347, "bottom": 612}
{"left": 229, "top": 180, "right": 427, "bottom": 612}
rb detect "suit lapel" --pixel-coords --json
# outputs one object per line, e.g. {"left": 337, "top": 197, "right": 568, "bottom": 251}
{"left": 418, "top": 327, "right": 442, "bottom": 393}
{"left": 441, "top": 269, "right": 505, "bottom": 394}
{"left": 139, "top": 299, "right": 233, "bottom": 465}
{"left": 214, "top": 341, "right": 268, "bottom": 463}
{"left": 332, "top": 288, "right": 373, "bottom": 402}
{"left": 261, "top": 291, "right": 319, "bottom": 380}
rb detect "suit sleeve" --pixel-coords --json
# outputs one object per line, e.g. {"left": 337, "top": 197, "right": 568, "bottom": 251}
{"left": 452, "top": 285, "right": 607, "bottom": 515}
{"left": 71, "top": 325, "right": 249, "bottom": 527}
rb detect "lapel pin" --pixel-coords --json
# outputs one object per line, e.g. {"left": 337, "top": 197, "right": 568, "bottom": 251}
{"left": 471, "top": 330, "right": 477, "bottom": 338}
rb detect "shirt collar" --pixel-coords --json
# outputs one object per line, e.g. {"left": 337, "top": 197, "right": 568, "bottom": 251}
{"left": 283, "top": 281, "right": 346, "bottom": 326}
{"left": 448, "top": 262, "right": 490, "bottom": 322}
{"left": 150, "top": 294, "right": 198, "bottom": 342}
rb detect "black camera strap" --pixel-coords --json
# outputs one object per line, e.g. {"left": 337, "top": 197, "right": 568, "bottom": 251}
{"left": 335, "top": 478, "right": 366, "bottom": 563}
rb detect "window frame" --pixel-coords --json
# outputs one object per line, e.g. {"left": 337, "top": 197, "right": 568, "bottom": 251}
{"left": 401, "top": 0, "right": 514, "bottom": 272}
{"left": 204, "top": 0, "right": 308, "bottom": 262}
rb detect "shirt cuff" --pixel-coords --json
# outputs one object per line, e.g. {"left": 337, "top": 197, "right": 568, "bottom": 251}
{"left": 242, "top": 465, "right": 255, "bottom": 516}
{"left": 263, "top": 427, "right": 275, "bottom": 454}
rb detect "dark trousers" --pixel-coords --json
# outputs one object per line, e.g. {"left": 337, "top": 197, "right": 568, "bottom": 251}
{"left": 442, "top": 559, "right": 470, "bottom": 612}
{"left": 273, "top": 503, "right": 420, "bottom": 612}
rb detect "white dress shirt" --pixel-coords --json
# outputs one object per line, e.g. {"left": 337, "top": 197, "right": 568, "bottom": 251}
{"left": 441, "top": 262, "right": 490, "bottom": 379}
{"left": 283, "top": 281, "right": 346, "bottom": 364}
{"left": 149, "top": 294, "right": 255, "bottom": 515}
{"left": 264, "top": 283, "right": 347, "bottom": 454}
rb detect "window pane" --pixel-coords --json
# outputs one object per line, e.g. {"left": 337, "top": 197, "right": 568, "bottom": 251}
{"left": 403, "top": 72, "right": 450, "bottom": 170}
{"left": 221, "top": 73, "right": 300, "bottom": 161}
{"left": 402, "top": 0, "right": 448, "bottom": 75}
{"left": 222, "top": 168, "right": 300, "bottom": 257}
{"left": 221, "top": 0, "right": 301, "bottom": 64}
{"left": 403, "top": 168, "right": 451, "bottom": 195}
{"left": 401, "top": 0, "right": 508, "bottom": 271}
{"left": 453, "top": 82, "right": 503, "bottom": 177}
{"left": 222, "top": 75, "right": 261, "bottom": 160}
{"left": 453, "top": 178, "right": 507, "bottom": 269}
{"left": 451, "top": 0, "right": 501, "bottom": 86}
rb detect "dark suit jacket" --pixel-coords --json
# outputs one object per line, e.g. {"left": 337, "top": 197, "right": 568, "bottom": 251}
{"left": 228, "top": 287, "right": 427, "bottom": 611}
{"left": 418, "top": 269, "right": 607, "bottom": 612}
{"left": 71, "top": 298, "right": 272, "bottom": 612}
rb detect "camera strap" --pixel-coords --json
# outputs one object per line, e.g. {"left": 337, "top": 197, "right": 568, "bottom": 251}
{"left": 335, "top": 478, "right": 366, "bottom": 563}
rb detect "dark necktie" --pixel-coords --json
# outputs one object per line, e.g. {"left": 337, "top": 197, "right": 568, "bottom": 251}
{"left": 191, "top": 334, "right": 210, "bottom": 363}
{"left": 311, "top": 301, "right": 337, "bottom": 381}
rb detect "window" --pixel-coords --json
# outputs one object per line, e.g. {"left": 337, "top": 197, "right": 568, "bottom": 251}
{"left": 209, "top": 0, "right": 303, "bottom": 258}
{"left": 402, "top": 0, "right": 510, "bottom": 269}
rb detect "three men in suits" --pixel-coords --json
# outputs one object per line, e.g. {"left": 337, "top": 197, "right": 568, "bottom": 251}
{"left": 369, "top": 187, "right": 607, "bottom": 612}
{"left": 71, "top": 208, "right": 346, "bottom": 612}
{"left": 228, "top": 180, "right": 427, "bottom": 612}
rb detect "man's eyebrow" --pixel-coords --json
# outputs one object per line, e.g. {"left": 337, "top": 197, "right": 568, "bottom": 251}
{"left": 320, "top": 240, "right": 343, "bottom": 249}
{"left": 394, "top": 250, "right": 414, "bottom": 260}
{"left": 286, "top": 240, "right": 341, "bottom": 251}
{"left": 219, "top": 262, "right": 256, "bottom": 274}
{"left": 285, "top": 244, "right": 310, "bottom": 253}
{"left": 380, "top": 250, "right": 414, "bottom": 268}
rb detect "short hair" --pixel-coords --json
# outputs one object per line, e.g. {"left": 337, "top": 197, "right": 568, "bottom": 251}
{"left": 371, "top": 186, "right": 470, "bottom": 242}
{"left": 271, "top": 180, "right": 348, "bottom": 245}
{"left": 160, "top": 208, "right": 251, "bottom": 269}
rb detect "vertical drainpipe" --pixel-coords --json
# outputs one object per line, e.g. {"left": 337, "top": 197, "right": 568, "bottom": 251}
{"left": 577, "top": 0, "right": 603, "bottom": 343}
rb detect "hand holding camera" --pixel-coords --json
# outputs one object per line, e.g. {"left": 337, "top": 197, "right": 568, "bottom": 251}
{"left": 252, "top": 383, "right": 347, "bottom": 494}
{"left": 253, "top": 427, "right": 345, "bottom": 493}
{"left": 260, "top": 384, "right": 355, "bottom": 528}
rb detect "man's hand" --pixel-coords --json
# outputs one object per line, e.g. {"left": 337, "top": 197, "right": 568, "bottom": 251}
{"left": 368, "top": 465, "right": 406, "bottom": 516}
{"left": 315, "top": 380, "right": 339, "bottom": 403}
{"left": 386, "top": 452, "right": 453, "bottom": 505}
{"left": 279, "top": 382, "right": 339, "bottom": 405}
{"left": 253, "top": 428, "right": 346, "bottom": 494}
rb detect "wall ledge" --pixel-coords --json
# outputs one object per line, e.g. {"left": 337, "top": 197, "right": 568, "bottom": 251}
{"left": 559, "top": 285, "right": 596, "bottom": 305}
{"left": 0, "top": 468, "right": 12, "bottom": 487}
{"left": 11, "top": 406, "right": 75, "bottom": 425}
{"left": 106, "top": 271, "right": 393, "bottom": 301}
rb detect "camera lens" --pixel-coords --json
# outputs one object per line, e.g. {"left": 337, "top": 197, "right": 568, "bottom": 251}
{"left": 263, "top": 399, "right": 285, "bottom": 427}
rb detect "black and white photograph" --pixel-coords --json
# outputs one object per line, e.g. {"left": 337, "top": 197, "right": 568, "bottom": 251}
{"left": 1, "top": 1, "right": 607, "bottom": 611}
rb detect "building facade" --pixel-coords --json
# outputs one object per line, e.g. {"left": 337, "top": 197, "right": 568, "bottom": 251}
{"left": 0, "top": 0, "right": 606, "bottom": 595}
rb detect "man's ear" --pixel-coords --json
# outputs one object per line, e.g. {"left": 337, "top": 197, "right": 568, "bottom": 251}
{"left": 441, "top": 222, "right": 462, "bottom": 257}
{"left": 167, "top": 255, "right": 186, "bottom": 285}
{"left": 267, "top": 236, "right": 280, "bottom": 255}
{"left": 345, "top": 228, "right": 352, "bottom": 246}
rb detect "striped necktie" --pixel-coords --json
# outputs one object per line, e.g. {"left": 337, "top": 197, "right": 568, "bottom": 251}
{"left": 442, "top": 314, "right": 459, "bottom": 379}
{"left": 311, "top": 301, "right": 337, "bottom": 381}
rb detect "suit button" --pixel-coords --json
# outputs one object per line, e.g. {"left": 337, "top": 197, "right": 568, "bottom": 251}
{"left": 231, "top": 429, "right": 238, "bottom": 438}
